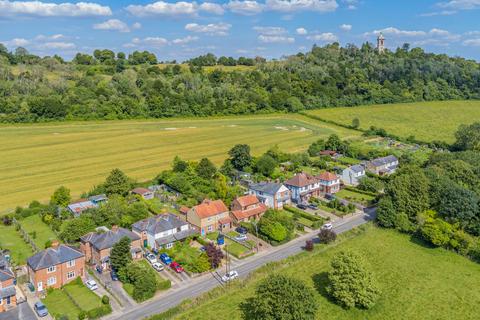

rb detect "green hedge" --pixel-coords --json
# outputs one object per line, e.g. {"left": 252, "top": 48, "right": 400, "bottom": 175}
{"left": 87, "top": 304, "right": 112, "bottom": 319}
{"left": 157, "top": 279, "right": 172, "bottom": 291}
{"left": 283, "top": 206, "right": 323, "bottom": 222}
{"left": 343, "top": 186, "right": 377, "bottom": 197}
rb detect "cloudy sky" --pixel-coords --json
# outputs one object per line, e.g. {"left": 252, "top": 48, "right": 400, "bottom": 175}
{"left": 1, "top": 0, "right": 480, "bottom": 61}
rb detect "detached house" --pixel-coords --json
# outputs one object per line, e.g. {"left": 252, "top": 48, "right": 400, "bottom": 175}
{"left": 231, "top": 195, "right": 268, "bottom": 224}
{"left": 132, "top": 213, "right": 197, "bottom": 250}
{"left": 284, "top": 173, "right": 321, "bottom": 203}
{"left": 341, "top": 165, "right": 366, "bottom": 186}
{"left": 131, "top": 187, "right": 154, "bottom": 200}
{"left": 317, "top": 172, "right": 341, "bottom": 194}
{"left": 80, "top": 226, "right": 142, "bottom": 270}
{"left": 248, "top": 182, "right": 291, "bottom": 209}
{"left": 366, "top": 155, "right": 399, "bottom": 175}
{"left": 27, "top": 241, "right": 85, "bottom": 293}
{"left": 0, "top": 254, "right": 16, "bottom": 312}
{"left": 187, "top": 200, "right": 231, "bottom": 236}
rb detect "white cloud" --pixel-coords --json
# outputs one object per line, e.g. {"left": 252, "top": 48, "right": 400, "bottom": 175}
{"left": 296, "top": 27, "right": 308, "bottom": 35}
{"left": 258, "top": 35, "right": 295, "bottom": 43}
{"left": 253, "top": 26, "right": 287, "bottom": 35}
{"left": 224, "top": 0, "right": 264, "bottom": 15}
{"left": 172, "top": 35, "right": 199, "bottom": 44}
{"left": 126, "top": 1, "right": 224, "bottom": 16}
{"left": 306, "top": 32, "right": 338, "bottom": 42}
{"left": 37, "top": 42, "right": 76, "bottom": 50}
{"left": 93, "top": 19, "right": 131, "bottom": 33}
{"left": 438, "top": 0, "right": 480, "bottom": 10}
{"left": 265, "top": 0, "right": 338, "bottom": 12}
{"left": 364, "top": 27, "right": 462, "bottom": 47}
{"left": 0, "top": 0, "right": 111, "bottom": 17}
{"left": 420, "top": 10, "right": 456, "bottom": 16}
{"left": 35, "top": 34, "right": 66, "bottom": 41}
{"left": 185, "top": 22, "right": 231, "bottom": 35}
{"left": 339, "top": 24, "right": 352, "bottom": 31}
{"left": 364, "top": 27, "right": 427, "bottom": 37}
{"left": 342, "top": 0, "right": 357, "bottom": 10}
{"left": 463, "top": 38, "right": 480, "bottom": 46}
{"left": 130, "top": 37, "right": 169, "bottom": 48}
{"left": 132, "top": 22, "right": 142, "bottom": 30}
{"left": 3, "top": 38, "right": 30, "bottom": 47}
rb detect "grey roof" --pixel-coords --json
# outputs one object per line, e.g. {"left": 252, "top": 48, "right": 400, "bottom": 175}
{"left": 249, "top": 182, "right": 283, "bottom": 195}
{"left": 155, "top": 229, "right": 197, "bottom": 246}
{"left": 88, "top": 194, "right": 108, "bottom": 203}
{"left": 0, "top": 269, "right": 14, "bottom": 282}
{"left": 132, "top": 214, "right": 188, "bottom": 235}
{"left": 81, "top": 228, "right": 140, "bottom": 251}
{"left": 27, "top": 245, "right": 84, "bottom": 271}
{"left": 350, "top": 164, "right": 365, "bottom": 173}
{"left": 0, "top": 286, "right": 15, "bottom": 299}
{"left": 371, "top": 155, "right": 398, "bottom": 167}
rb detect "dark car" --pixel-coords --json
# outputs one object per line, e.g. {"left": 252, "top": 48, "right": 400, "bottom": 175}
{"left": 307, "top": 203, "right": 318, "bottom": 210}
{"left": 325, "top": 193, "right": 336, "bottom": 200}
{"left": 34, "top": 301, "right": 49, "bottom": 317}
{"left": 235, "top": 227, "right": 248, "bottom": 235}
{"left": 297, "top": 203, "right": 308, "bottom": 210}
{"left": 95, "top": 265, "right": 103, "bottom": 274}
{"left": 110, "top": 269, "right": 119, "bottom": 281}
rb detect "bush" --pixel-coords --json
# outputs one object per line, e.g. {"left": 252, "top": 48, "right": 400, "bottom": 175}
{"left": 86, "top": 305, "right": 112, "bottom": 319}
{"left": 78, "top": 311, "right": 87, "bottom": 320}
{"left": 305, "top": 240, "right": 314, "bottom": 251}
{"left": 101, "top": 295, "right": 109, "bottom": 305}
{"left": 318, "top": 229, "right": 337, "bottom": 244}
{"left": 283, "top": 205, "right": 323, "bottom": 221}
{"left": 157, "top": 279, "right": 172, "bottom": 291}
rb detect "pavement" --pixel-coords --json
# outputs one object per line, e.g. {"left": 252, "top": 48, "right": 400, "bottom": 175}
{"left": 107, "top": 208, "right": 376, "bottom": 320}
{"left": 0, "top": 302, "right": 37, "bottom": 320}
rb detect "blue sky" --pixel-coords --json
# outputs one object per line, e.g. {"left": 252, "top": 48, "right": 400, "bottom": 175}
{"left": 1, "top": 0, "right": 480, "bottom": 61}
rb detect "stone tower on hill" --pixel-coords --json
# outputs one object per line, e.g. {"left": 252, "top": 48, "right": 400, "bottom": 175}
{"left": 377, "top": 33, "right": 385, "bottom": 54}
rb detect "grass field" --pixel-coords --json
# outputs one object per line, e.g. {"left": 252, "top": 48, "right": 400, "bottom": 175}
{"left": 167, "top": 225, "right": 480, "bottom": 320}
{"left": 19, "top": 215, "right": 58, "bottom": 249}
{"left": 0, "top": 224, "right": 33, "bottom": 264}
{"left": 0, "top": 115, "right": 358, "bottom": 212}
{"left": 42, "top": 288, "right": 81, "bottom": 320}
{"left": 336, "top": 189, "right": 375, "bottom": 205}
{"left": 305, "top": 100, "right": 480, "bottom": 143}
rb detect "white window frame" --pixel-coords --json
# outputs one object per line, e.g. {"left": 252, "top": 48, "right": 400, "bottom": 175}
{"left": 166, "top": 243, "right": 174, "bottom": 249}
{"left": 67, "top": 271, "right": 75, "bottom": 280}
{"left": 207, "top": 225, "right": 213, "bottom": 232}
{"left": 47, "top": 277, "right": 56, "bottom": 286}
{"left": 67, "top": 259, "right": 75, "bottom": 268}
{"left": 47, "top": 266, "right": 56, "bottom": 273}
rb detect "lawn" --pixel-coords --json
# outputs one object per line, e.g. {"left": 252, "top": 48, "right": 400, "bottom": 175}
{"left": 336, "top": 189, "right": 375, "bottom": 206}
{"left": 0, "top": 224, "right": 33, "bottom": 265}
{"left": 224, "top": 241, "right": 251, "bottom": 258}
{"left": 63, "top": 280, "right": 103, "bottom": 311}
{"left": 42, "top": 288, "right": 81, "bottom": 320}
{"left": 0, "top": 114, "right": 359, "bottom": 212}
{"left": 19, "top": 215, "right": 58, "bottom": 249}
{"left": 145, "top": 198, "right": 176, "bottom": 215}
{"left": 305, "top": 100, "right": 480, "bottom": 143}
{"left": 168, "top": 225, "right": 480, "bottom": 320}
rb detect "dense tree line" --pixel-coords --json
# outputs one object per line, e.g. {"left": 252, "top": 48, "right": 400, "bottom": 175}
{"left": 0, "top": 42, "right": 479, "bottom": 122}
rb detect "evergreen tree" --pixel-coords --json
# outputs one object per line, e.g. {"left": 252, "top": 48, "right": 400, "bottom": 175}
{"left": 110, "top": 236, "right": 132, "bottom": 271}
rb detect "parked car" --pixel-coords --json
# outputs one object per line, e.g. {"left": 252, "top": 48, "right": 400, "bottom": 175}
{"left": 85, "top": 279, "right": 98, "bottom": 291}
{"left": 325, "top": 193, "right": 336, "bottom": 200}
{"left": 146, "top": 253, "right": 157, "bottom": 264}
{"left": 235, "top": 226, "right": 248, "bottom": 235}
{"left": 110, "top": 269, "right": 119, "bottom": 281}
{"left": 234, "top": 234, "right": 248, "bottom": 242}
{"left": 297, "top": 203, "right": 308, "bottom": 210}
{"left": 34, "top": 301, "right": 49, "bottom": 317}
{"left": 160, "top": 253, "right": 172, "bottom": 265}
{"left": 322, "top": 223, "right": 333, "bottom": 230}
{"left": 199, "top": 246, "right": 206, "bottom": 252}
{"left": 307, "top": 203, "right": 318, "bottom": 210}
{"left": 95, "top": 265, "right": 103, "bottom": 274}
{"left": 170, "top": 261, "right": 184, "bottom": 273}
{"left": 221, "top": 270, "right": 239, "bottom": 282}
{"left": 152, "top": 262, "right": 165, "bottom": 272}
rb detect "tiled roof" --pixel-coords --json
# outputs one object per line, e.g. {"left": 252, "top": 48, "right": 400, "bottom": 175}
{"left": 132, "top": 187, "right": 152, "bottom": 195}
{"left": 317, "top": 172, "right": 338, "bottom": 181}
{"left": 249, "top": 182, "right": 284, "bottom": 195}
{"left": 27, "top": 245, "right": 84, "bottom": 271}
{"left": 0, "top": 269, "right": 14, "bottom": 282}
{"left": 192, "top": 200, "right": 228, "bottom": 219}
{"left": 132, "top": 214, "right": 188, "bottom": 235}
{"left": 179, "top": 206, "right": 190, "bottom": 214}
{"left": 370, "top": 155, "right": 398, "bottom": 167}
{"left": 349, "top": 164, "right": 365, "bottom": 173}
{"left": 0, "top": 286, "right": 15, "bottom": 299}
{"left": 234, "top": 195, "right": 260, "bottom": 208}
{"left": 218, "top": 217, "right": 232, "bottom": 225}
{"left": 231, "top": 203, "right": 267, "bottom": 220}
{"left": 81, "top": 227, "right": 140, "bottom": 251}
{"left": 285, "top": 173, "right": 317, "bottom": 188}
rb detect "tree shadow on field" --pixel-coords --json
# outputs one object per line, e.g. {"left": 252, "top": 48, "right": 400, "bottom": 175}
{"left": 409, "top": 233, "right": 436, "bottom": 249}
{"left": 312, "top": 272, "right": 334, "bottom": 303}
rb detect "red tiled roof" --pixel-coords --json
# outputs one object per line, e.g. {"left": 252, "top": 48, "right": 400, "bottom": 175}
{"left": 317, "top": 171, "right": 338, "bottom": 181}
{"left": 132, "top": 187, "right": 151, "bottom": 195}
{"left": 193, "top": 199, "right": 228, "bottom": 219}
{"left": 231, "top": 203, "right": 267, "bottom": 220}
{"left": 179, "top": 206, "right": 190, "bottom": 215}
{"left": 234, "top": 194, "right": 260, "bottom": 207}
{"left": 218, "top": 217, "right": 232, "bottom": 225}
{"left": 285, "top": 173, "right": 318, "bottom": 187}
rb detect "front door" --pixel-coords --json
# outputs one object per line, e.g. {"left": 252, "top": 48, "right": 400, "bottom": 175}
{"left": 37, "top": 281, "right": 43, "bottom": 292}
{"left": 143, "top": 239, "right": 148, "bottom": 247}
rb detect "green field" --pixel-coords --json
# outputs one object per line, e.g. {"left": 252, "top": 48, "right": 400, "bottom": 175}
{"left": 19, "top": 215, "right": 58, "bottom": 249}
{"left": 168, "top": 226, "right": 480, "bottom": 320}
{"left": 0, "top": 224, "right": 33, "bottom": 264}
{"left": 0, "top": 115, "right": 358, "bottom": 212}
{"left": 305, "top": 100, "right": 480, "bottom": 143}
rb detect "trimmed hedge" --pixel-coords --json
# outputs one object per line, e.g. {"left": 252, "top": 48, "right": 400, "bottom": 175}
{"left": 283, "top": 206, "right": 323, "bottom": 222}
{"left": 87, "top": 304, "right": 112, "bottom": 319}
{"left": 343, "top": 186, "right": 377, "bottom": 197}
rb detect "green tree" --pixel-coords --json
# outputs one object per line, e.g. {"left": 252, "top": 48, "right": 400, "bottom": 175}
{"left": 104, "top": 169, "right": 132, "bottom": 196}
{"left": 50, "top": 186, "right": 71, "bottom": 207}
{"left": 260, "top": 221, "right": 287, "bottom": 242}
{"left": 240, "top": 274, "right": 317, "bottom": 320}
{"left": 196, "top": 158, "right": 217, "bottom": 179}
{"left": 327, "top": 251, "right": 380, "bottom": 309}
{"left": 255, "top": 154, "right": 277, "bottom": 177}
{"left": 453, "top": 122, "right": 480, "bottom": 151}
{"left": 110, "top": 236, "right": 132, "bottom": 271}
{"left": 352, "top": 118, "right": 360, "bottom": 129}
{"left": 307, "top": 139, "right": 326, "bottom": 157}
{"left": 173, "top": 156, "right": 189, "bottom": 173}
{"left": 59, "top": 216, "right": 96, "bottom": 243}
{"left": 228, "top": 144, "right": 252, "bottom": 171}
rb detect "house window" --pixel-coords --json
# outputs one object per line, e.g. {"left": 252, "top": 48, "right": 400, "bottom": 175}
{"left": 67, "top": 271, "right": 75, "bottom": 279}
{"left": 207, "top": 225, "right": 213, "bottom": 232}
{"left": 67, "top": 259, "right": 75, "bottom": 268}
{"left": 166, "top": 243, "right": 174, "bottom": 249}
{"left": 47, "top": 277, "right": 56, "bottom": 286}
{"left": 47, "top": 266, "right": 56, "bottom": 273}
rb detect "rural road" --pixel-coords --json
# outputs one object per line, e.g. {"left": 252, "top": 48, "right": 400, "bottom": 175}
{"left": 109, "top": 208, "right": 376, "bottom": 320}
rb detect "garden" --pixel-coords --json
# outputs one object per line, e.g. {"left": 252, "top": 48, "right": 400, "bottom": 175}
{"left": 335, "top": 189, "right": 375, "bottom": 206}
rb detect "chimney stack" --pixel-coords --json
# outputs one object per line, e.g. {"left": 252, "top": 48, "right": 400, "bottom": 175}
{"left": 111, "top": 225, "right": 119, "bottom": 232}
{"left": 51, "top": 240, "right": 60, "bottom": 250}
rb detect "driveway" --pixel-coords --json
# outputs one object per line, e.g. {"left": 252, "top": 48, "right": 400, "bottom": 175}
{"left": 0, "top": 303, "right": 37, "bottom": 320}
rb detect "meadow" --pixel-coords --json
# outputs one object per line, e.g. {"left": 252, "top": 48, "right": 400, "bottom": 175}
{"left": 166, "top": 225, "right": 480, "bottom": 320}
{"left": 305, "top": 100, "right": 480, "bottom": 143}
{"left": 0, "top": 114, "right": 358, "bottom": 212}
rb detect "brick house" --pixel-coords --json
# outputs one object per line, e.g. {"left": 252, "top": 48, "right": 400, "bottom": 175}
{"left": 132, "top": 213, "right": 197, "bottom": 250}
{"left": 27, "top": 241, "right": 85, "bottom": 294}
{"left": 317, "top": 172, "right": 341, "bottom": 194}
{"left": 80, "top": 226, "right": 142, "bottom": 270}
{"left": 187, "top": 199, "right": 231, "bottom": 236}
{"left": 248, "top": 182, "right": 291, "bottom": 209}
{"left": 0, "top": 254, "right": 16, "bottom": 312}
{"left": 230, "top": 195, "right": 268, "bottom": 224}
{"left": 284, "top": 172, "right": 321, "bottom": 203}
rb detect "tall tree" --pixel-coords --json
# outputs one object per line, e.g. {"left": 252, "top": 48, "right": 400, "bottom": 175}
{"left": 50, "top": 186, "right": 71, "bottom": 207}
{"left": 228, "top": 144, "right": 252, "bottom": 171}
{"left": 104, "top": 168, "right": 132, "bottom": 196}
{"left": 110, "top": 236, "right": 132, "bottom": 271}
{"left": 196, "top": 158, "right": 217, "bottom": 179}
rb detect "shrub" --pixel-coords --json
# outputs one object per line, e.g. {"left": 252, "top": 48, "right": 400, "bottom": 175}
{"left": 86, "top": 305, "right": 112, "bottom": 319}
{"left": 101, "top": 295, "right": 109, "bottom": 305}
{"left": 78, "top": 311, "right": 87, "bottom": 320}
{"left": 305, "top": 240, "right": 314, "bottom": 251}
{"left": 318, "top": 229, "right": 337, "bottom": 244}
